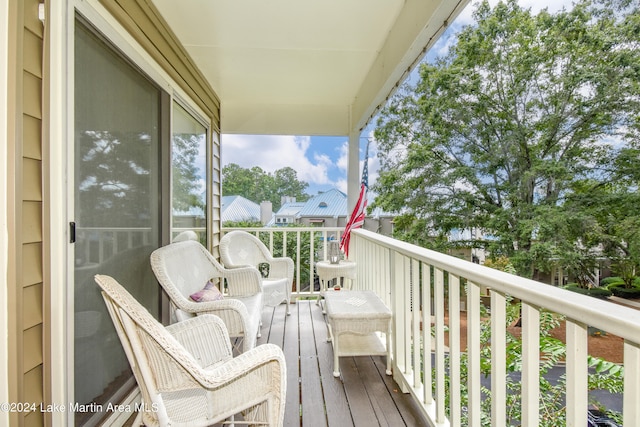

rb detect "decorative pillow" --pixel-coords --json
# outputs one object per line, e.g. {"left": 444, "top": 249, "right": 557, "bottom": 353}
{"left": 190, "top": 280, "right": 224, "bottom": 302}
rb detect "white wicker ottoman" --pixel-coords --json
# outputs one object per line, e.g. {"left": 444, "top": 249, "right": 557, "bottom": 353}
{"left": 324, "top": 290, "right": 392, "bottom": 378}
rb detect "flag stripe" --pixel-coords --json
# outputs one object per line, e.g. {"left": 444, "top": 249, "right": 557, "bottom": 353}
{"left": 340, "top": 141, "right": 369, "bottom": 257}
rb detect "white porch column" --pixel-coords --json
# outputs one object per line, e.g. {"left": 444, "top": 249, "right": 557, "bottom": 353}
{"left": 347, "top": 130, "right": 360, "bottom": 213}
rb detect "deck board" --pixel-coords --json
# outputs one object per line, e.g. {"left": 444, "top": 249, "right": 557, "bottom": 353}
{"left": 257, "top": 300, "right": 428, "bottom": 427}
{"left": 310, "top": 299, "right": 354, "bottom": 427}
{"left": 300, "top": 302, "right": 328, "bottom": 427}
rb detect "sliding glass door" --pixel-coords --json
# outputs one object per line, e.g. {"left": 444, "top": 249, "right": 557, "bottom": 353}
{"left": 73, "top": 19, "right": 162, "bottom": 426}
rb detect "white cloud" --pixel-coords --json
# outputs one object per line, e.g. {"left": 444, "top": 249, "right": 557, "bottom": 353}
{"left": 221, "top": 134, "right": 333, "bottom": 186}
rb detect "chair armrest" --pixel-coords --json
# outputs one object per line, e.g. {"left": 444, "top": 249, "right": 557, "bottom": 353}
{"left": 195, "top": 343, "right": 286, "bottom": 389}
{"left": 267, "top": 257, "right": 294, "bottom": 283}
{"left": 222, "top": 266, "right": 263, "bottom": 297}
{"left": 178, "top": 298, "right": 250, "bottom": 337}
{"left": 166, "top": 314, "right": 232, "bottom": 369}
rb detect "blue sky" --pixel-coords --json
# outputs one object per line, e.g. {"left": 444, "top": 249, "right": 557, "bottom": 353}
{"left": 220, "top": 0, "right": 574, "bottom": 197}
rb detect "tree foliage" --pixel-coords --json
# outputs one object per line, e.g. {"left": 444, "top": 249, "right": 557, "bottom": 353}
{"left": 77, "top": 130, "right": 156, "bottom": 227}
{"left": 372, "top": 0, "right": 640, "bottom": 277}
{"left": 441, "top": 300, "right": 624, "bottom": 426}
{"left": 222, "top": 163, "right": 310, "bottom": 211}
{"left": 172, "top": 133, "right": 205, "bottom": 212}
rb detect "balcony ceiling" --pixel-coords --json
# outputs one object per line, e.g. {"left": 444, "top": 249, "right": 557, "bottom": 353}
{"left": 151, "top": 0, "right": 469, "bottom": 135}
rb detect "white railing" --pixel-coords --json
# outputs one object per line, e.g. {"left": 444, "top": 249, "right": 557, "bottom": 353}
{"left": 75, "top": 227, "right": 153, "bottom": 265}
{"left": 221, "top": 227, "right": 345, "bottom": 298}
{"left": 350, "top": 228, "right": 640, "bottom": 427}
{"left": 77, "top": 226, "right": 342, "bottom": 300}
{"left": 77, "top": 225, "right": 640, "bottom": 426}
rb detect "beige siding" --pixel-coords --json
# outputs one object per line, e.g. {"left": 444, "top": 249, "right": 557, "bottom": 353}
{"left": 7, "top": 0, "right": 46, "bottom": 425}
{"left": 22, "top": 115, "right": 41, "bottom": 160}
{"left": 23, "top": 284, "right": 43, "bottom": 328}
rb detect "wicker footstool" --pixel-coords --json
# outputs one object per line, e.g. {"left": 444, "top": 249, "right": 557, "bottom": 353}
{"left": 324, "top": 290, "right": 392, "bottom": 378}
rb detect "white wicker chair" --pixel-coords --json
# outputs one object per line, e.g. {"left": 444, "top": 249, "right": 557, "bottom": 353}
{"left": 94, "top": 274, "right": 286, "bottom": 427}
{"left": 220, "top": 230, "right": 293, "bottom": 315}
{"left": 150, "top": 240, "right": 263, "bottom": 353}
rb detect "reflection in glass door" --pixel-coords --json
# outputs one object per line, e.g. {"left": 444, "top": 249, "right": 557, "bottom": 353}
{"left": 171, "top": 102, "right": 207, "bottom": 245}
{"left": 73, "top": 20, "right": 161, "bottom": 425}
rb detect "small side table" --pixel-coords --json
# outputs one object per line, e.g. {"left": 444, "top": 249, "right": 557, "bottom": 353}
{"left": 325, "top": 290, "right": 392, "bottom": 378}
{"left": 316, "top": 260, "right": 357, "bottom": 312}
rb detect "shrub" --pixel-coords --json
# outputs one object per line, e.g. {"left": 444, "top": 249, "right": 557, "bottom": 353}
{"left": 608, "top": 283, "right": 640, "bottom": 298}
{"left": 600, "top": 276, "right": 623, "bottom": 286}
{"left": 565, "top": 284, "right": 612, "bottom": 298}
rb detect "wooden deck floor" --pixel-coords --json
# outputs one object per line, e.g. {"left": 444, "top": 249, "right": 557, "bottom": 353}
{"left": 255, "top": 300, "right": 429, "bottom": 427}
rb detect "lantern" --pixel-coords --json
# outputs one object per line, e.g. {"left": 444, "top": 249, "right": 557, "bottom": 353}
{"left": 328, "top": 238, "right": 340, "bottom": 264}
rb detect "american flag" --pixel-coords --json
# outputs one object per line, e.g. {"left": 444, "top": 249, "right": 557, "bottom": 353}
{"left": 340, "top": 141, "right": 369, "bottom": 257}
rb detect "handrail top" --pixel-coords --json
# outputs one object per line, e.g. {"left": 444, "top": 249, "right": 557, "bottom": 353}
{"left": 353, "top": 229, "right": 640, "bottom": 341}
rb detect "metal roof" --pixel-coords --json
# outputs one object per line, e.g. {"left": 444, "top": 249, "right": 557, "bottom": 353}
{"left": 276, "top": 202, "right": 306, "bottom": 217}
{"left": 297, "top": 189, "right": 347, "bottom": 218}
{"left": 221, "top": 195, "right": 271, "bottom": 223}
{"left": 151, "top": 0, "right": 470, "bottom": 135}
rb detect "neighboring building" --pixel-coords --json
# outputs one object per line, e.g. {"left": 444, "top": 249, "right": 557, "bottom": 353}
{"left": 273, "top": 201, "right": 306, "bottom": 226}
{"left": 221, "top": 195, "right": 273, "bottom": 224}
{"left": 365, "top": 205, "right": 395, "bottom": 236}
{"left": 297, "top": 189, "right": 348, "bottom": 227}
{"left": 448, "top": 228, "right": 487, "bottom": 264}
{"left": 271, "top": 189, "right": 395, "bottom": 235}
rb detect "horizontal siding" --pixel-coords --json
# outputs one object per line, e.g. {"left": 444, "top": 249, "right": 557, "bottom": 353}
{"left": 23, "top": 324, "right": 43, "bottom": 372}
{"left": 22, "top": 71, "right": 42, "bottom": 119}
{"left": 22, "top": 158, "right": 42, "bottom": 201}
{"left": 22, "top": 115, "right": 42, "bottom": 160}
{"left": 22, "top": 242, "right": 43, "bottom": 287}
{"left": 18, "top": 1, "right": 45, "bottom": 426}
{"left": 23, "top": 284, "right": 43, "bottom": 329}
{"left": 23, "top": 364, "right": 44, "bottom": 405}
{"left": 22, "top": 201, "right": 42, "bottom": 243}
{"left": 23, "top": 29, "right": 42, "bottom": 77}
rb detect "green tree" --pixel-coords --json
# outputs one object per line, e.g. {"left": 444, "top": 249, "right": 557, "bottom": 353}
{"left": 222, "top": 163, "right": 310, "bottom": 211}
{"left": 441, "top": 301, "right": 624, "bottom": 426}
{"left": 172, "top": 133, "right": 204, "bottom": 212}
{"left": 372, "top": 0, "right": 640, "bottom": 277}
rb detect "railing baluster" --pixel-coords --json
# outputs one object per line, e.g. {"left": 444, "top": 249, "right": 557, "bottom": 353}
{"left": 566, "top": 320, "right": 588, "bottom": 427}
{"left": 392, "top": 251, "right": 407, "bottom": 376}
{"left": 322, "top": 229, "right": 328, "bottom": 261}
{"left": 403, "top": 256, "right": 412, "bottom": 375}
{"left": 521, "top": 302, "right": 540, "bottom": 427}
{"left": 490, "top": 290, "right": 507, "bottom": 427}
{"left": 624, "top": 341, "right": 640, "bottom": 426}
{"left": 422, "top": 261, "right": 433, "bottom": 405}
{"left": 282, "top": 230, "right": 287, "bottom": 258}
{"left": 308, "top": 230, "right": 315, "bottom": 295}
{"left": 412, "top": 259, "right": 421, "bottom": 389}
{"left": 449, "top": 273, "right": 461, "bottom": 427}
{"left": 214, "top": 228, "right": 640, "bottom": 427}
{"left": 295, "top": 231, "right": 301, "bottom": 293}
{"left": 466, "top": 280, "right": 481, "bottom": 427}
{"left": 434, "top": 267, "right": 446, "bottom": 424}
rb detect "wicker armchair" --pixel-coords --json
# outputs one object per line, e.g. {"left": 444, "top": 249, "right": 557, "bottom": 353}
{"left": 150, "top": 240, "right": 263, "bottom": 353}
{"left": 94, "top": 274, "right": 286, "bottom": 427}
{"left": 220, "top": 230, "right": 293, "bottom": 315}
